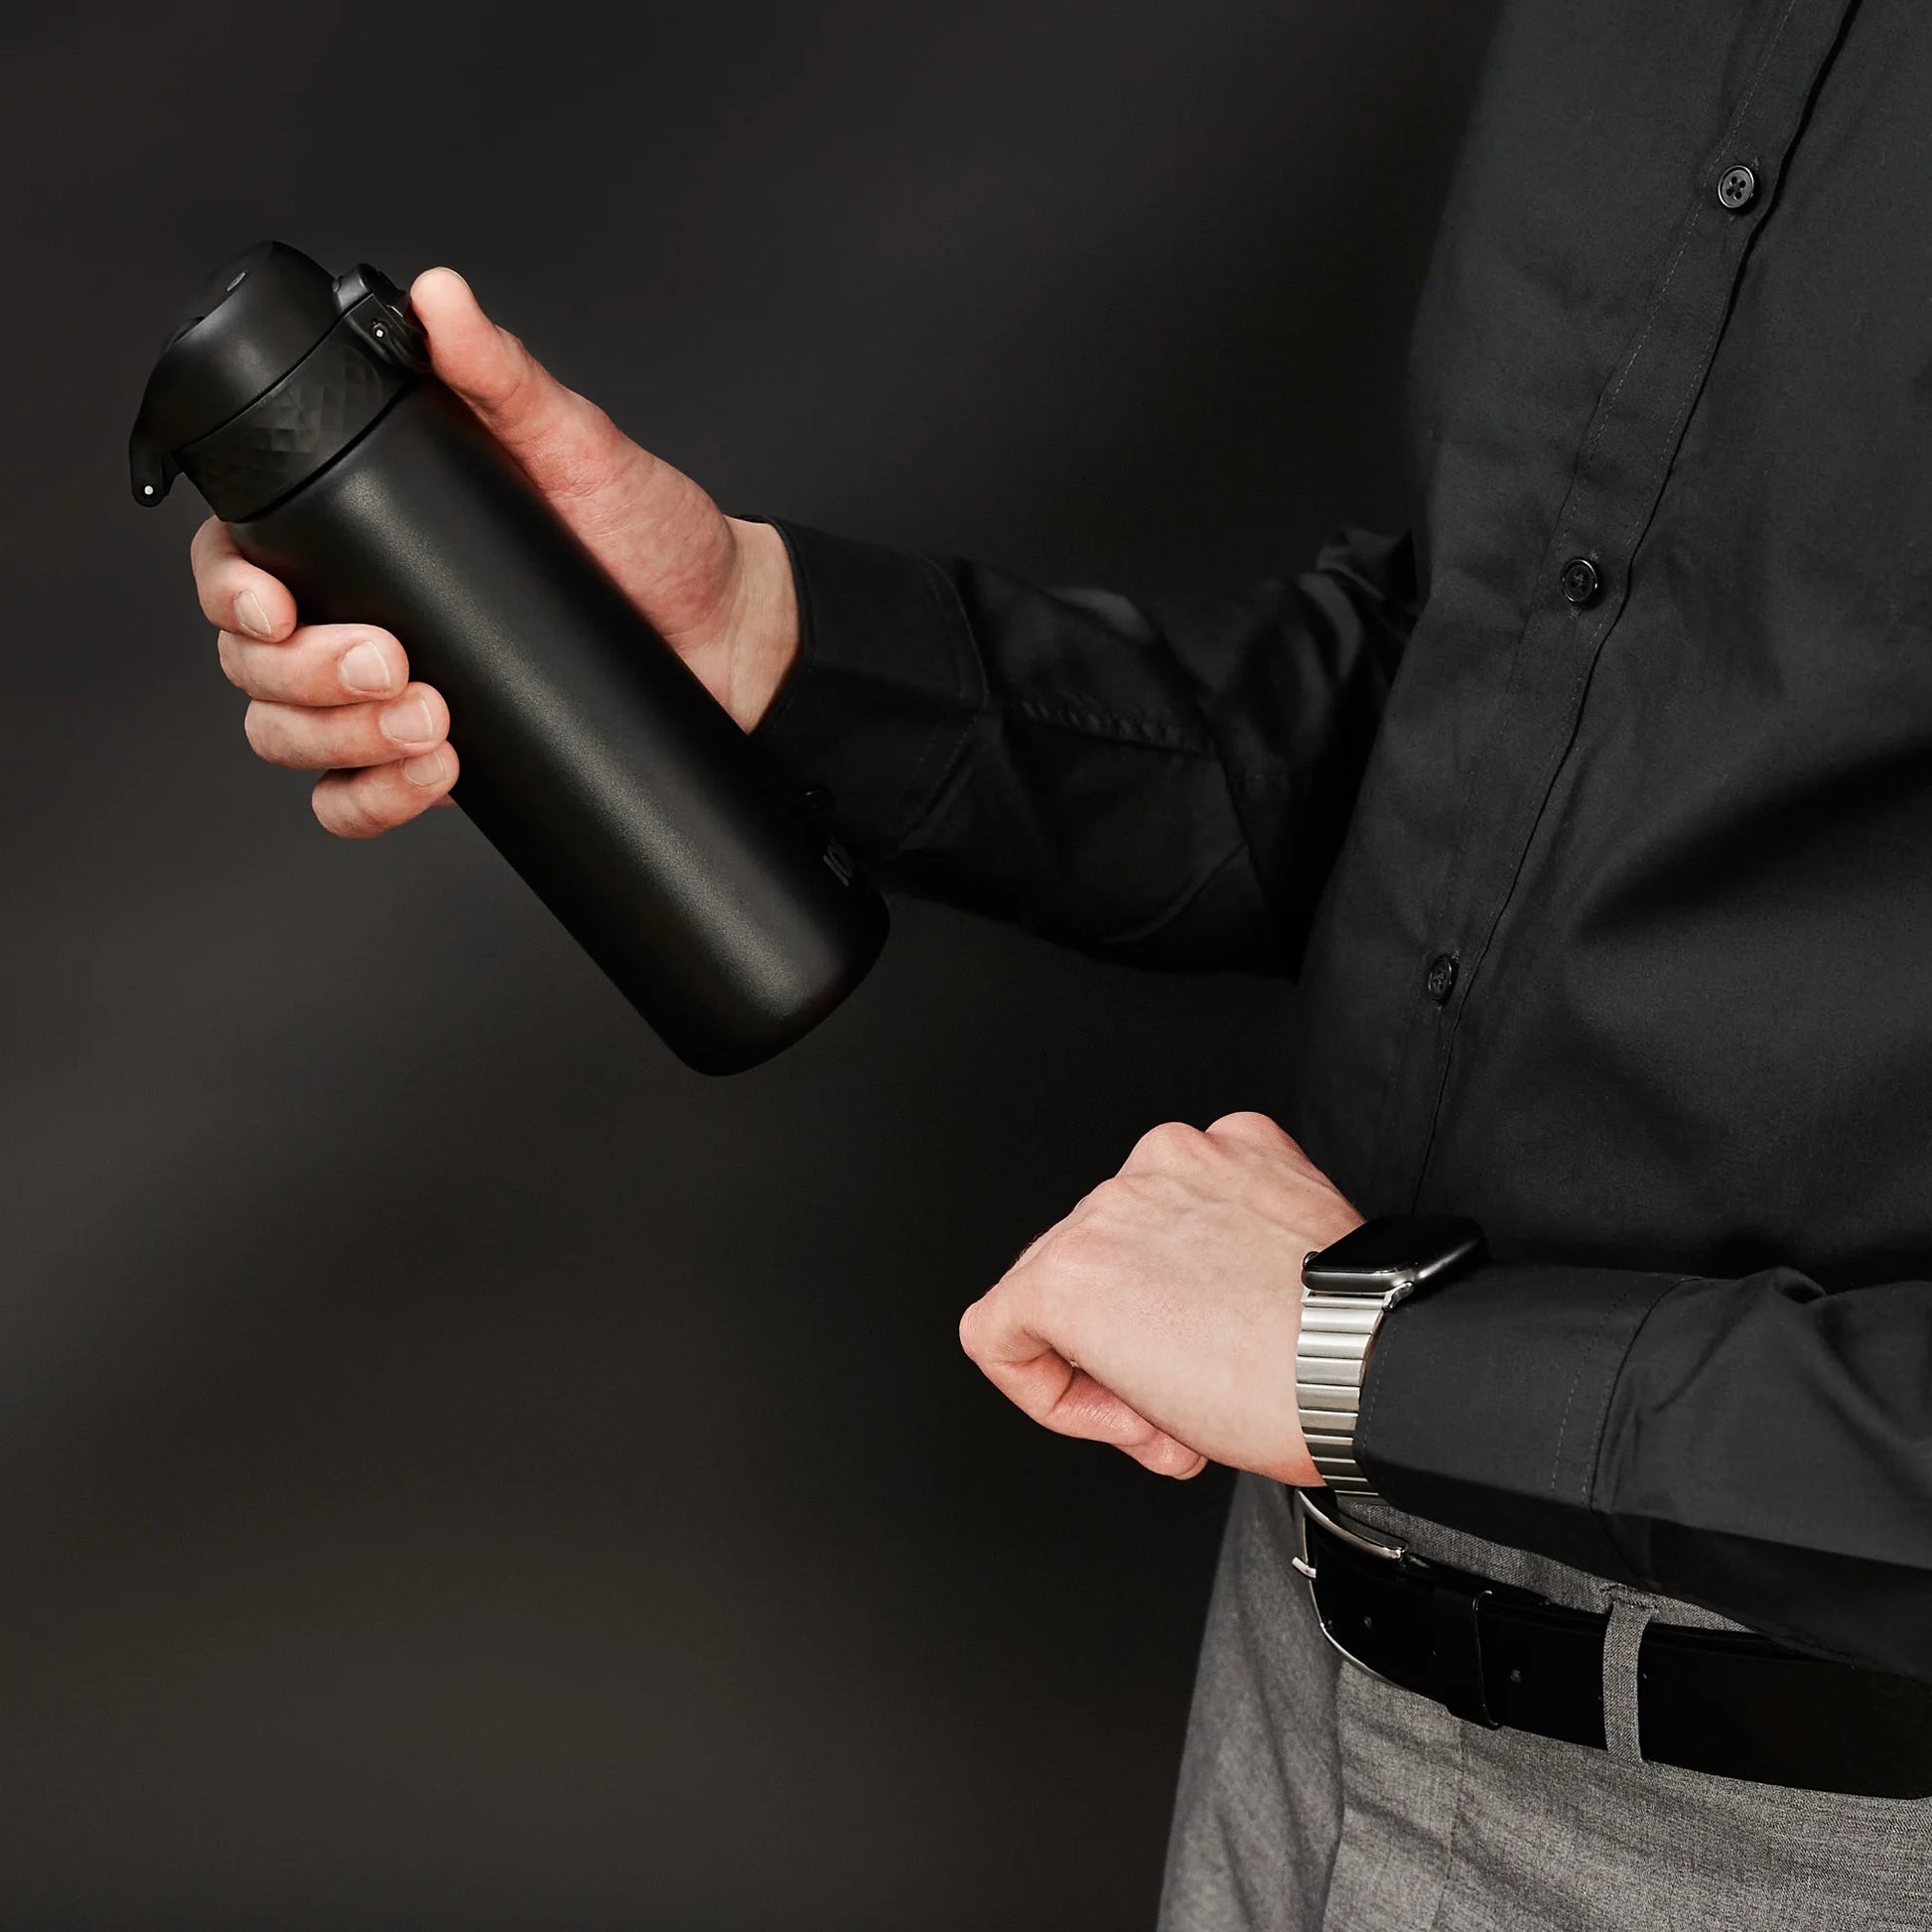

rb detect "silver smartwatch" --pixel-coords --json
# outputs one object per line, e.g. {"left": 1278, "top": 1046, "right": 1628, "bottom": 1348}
{"left": 1297, "top": 1215, "right": 1484, "bottom": 1495}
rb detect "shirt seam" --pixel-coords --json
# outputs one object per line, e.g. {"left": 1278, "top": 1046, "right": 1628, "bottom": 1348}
{"left": 1545, "top": 1292, "right": 1631, "bottom": 1504}
{"left": 1005, "top": 695, "right": 1216, "bottom": 754}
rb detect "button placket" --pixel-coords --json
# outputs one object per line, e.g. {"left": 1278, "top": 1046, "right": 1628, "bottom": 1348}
{"left": 1367, "top": 0, "right": 1863, "bottom": 1213}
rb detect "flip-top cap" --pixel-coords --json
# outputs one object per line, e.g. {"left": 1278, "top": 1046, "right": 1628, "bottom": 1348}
{"left": 129, "top": 241, "right": 345, "bottom": 504}
{"left": 129, "top": 240, "right": 430, "bottom": 514}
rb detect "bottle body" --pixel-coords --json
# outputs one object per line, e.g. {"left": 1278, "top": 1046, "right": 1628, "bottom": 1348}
{"left": 234, "top": 379, "right": 887, "bottom": 1072}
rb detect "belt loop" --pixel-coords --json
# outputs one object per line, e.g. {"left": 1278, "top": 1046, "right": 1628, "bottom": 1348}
{"left": 1433, "top": 1581, "right": 1498, "bottom": 1726}
{"left": 1601, "top": 1587, "right": 1655, "bottom": 1761}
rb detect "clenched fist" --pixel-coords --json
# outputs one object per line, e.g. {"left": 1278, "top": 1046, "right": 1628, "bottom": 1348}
{"left": 958, "top": 1112, "right": 1363, "bottom": 1484}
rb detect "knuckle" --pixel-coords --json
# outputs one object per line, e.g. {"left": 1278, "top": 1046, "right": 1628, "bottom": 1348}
{"left": 240, "top": 701, "right": 278, "bottom": 759}
{"left": 1130, "top": 1119, "right": 1203, "bottom": 1167}
{"left": 314, "top": 775, "right": 382, "bottom": 840}
{"left": 490, "top": 329, "right": 538, "bottom": 402}
{"left": 575, "top": 396, "right": 631, "bottom": 464}
{"left": 1016, "top": 1217, "right": 1079, "bottom": 1279}
{"left": 1105, "top": 1170, "right": 1167, "bottom": 1212}
{"left": 310, "top": 783, "right": 342, "bottom": 834}
{"left": 1007, "top": 1224, "right": 1053, "bottom": 1274}
{"left": 1034, "top": 1218, "right": 1098, "bottom": 1285}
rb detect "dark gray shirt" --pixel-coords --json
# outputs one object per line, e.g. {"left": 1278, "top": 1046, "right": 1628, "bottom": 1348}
{"left": 749, "top": 0, "right": 1932, "bottom": 1681}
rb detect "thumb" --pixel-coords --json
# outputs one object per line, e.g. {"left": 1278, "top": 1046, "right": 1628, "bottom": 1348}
{"left": 407, "top": 265, "right": 629, "bottom": 494}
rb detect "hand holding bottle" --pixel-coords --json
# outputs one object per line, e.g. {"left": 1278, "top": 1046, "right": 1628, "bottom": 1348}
{"left": 189, "top": 265, "right": 801, "bottom": 839}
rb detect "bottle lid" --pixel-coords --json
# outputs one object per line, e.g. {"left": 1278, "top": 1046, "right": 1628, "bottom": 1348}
{"left": 129, "top": 240, "right": 428, "bottom": 512}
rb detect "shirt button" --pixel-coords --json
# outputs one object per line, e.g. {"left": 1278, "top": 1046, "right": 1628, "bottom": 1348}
{"left": 1425, "top": 952, "right": 1458, "bottom": 1004}
{"left": 1560, "top": 556, "right": 1602, "bottom": 607}
{"left": 802, "top": 783, "right": 836, "bottom": 816}
{"left": 1717, "top": 164, "right": 1758, "bottom": 211}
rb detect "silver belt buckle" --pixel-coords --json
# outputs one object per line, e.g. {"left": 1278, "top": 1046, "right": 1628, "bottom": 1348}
{"left": 1291, "top": 1486, "right": 1414, "bottom": 1684}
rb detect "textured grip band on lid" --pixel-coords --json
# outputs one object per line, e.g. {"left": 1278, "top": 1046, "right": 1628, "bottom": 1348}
{"left": 179, "top": 305, "right": 419, "bottom": 522}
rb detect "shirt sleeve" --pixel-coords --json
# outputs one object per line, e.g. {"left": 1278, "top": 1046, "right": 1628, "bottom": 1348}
{"left": 745, "top": 517, "right": 1419, "bottom": 976}
{"left": 1354, "top": 1260, "right": 1932, "bottom": 1682}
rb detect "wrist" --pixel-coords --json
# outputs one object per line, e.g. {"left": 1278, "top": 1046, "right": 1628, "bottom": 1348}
{"left": 723, "top": 515, "right": 802, "bottom": 732}
{"left": 1297, "top": 1215, "right": 1485, "bottom": 1497}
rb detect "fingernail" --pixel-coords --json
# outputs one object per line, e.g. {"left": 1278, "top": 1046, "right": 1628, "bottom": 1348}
{"left": 403, "top": 749, "right": 451, "bottom": 787}
{"left": 235, "top": 589, "right": 272, "bottom": 638}
{"left": 341, "top": 641, "right": 394, "bottom": 694}
{"left": 380, "top": 695, "right": 435, "bottom": 745}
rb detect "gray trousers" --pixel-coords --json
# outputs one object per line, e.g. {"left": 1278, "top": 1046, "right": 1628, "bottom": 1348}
{"left": 1158, "top": 1475, "right": 1932, "bottom": 1930}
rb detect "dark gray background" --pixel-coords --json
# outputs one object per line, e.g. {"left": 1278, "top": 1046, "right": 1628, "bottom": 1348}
{"left": 4, "top": 4, "right": 1493, "bottom": 1923}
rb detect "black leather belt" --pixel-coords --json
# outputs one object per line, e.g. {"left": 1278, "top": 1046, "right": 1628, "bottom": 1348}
{"left": 1292, "top": 1490, "right": 1932, "bottom": 1799}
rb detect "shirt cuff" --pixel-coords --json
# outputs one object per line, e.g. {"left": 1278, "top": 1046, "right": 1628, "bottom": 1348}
{"left": 745, "top": 518, "right": 987, "bottom": 862}
{"left": 1353, "top": 1261, "right": 1690, "bottom": 1582}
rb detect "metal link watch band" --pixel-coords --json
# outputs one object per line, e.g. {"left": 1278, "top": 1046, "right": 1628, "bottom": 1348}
{"left": 1295, "top": 1290, "right": 1387, "bottom": 1494}
{"left": 1296, "top": 1215, "right": 1484, "bottom": 1499}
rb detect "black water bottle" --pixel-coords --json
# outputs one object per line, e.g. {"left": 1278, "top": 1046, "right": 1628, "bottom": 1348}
{"left": 129, "top": 241, "right": 888, "bottom": 1073}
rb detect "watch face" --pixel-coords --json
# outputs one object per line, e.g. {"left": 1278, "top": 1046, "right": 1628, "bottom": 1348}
{"left": 1308, "top": 1215, "right": 1484, "bottom": 1287}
